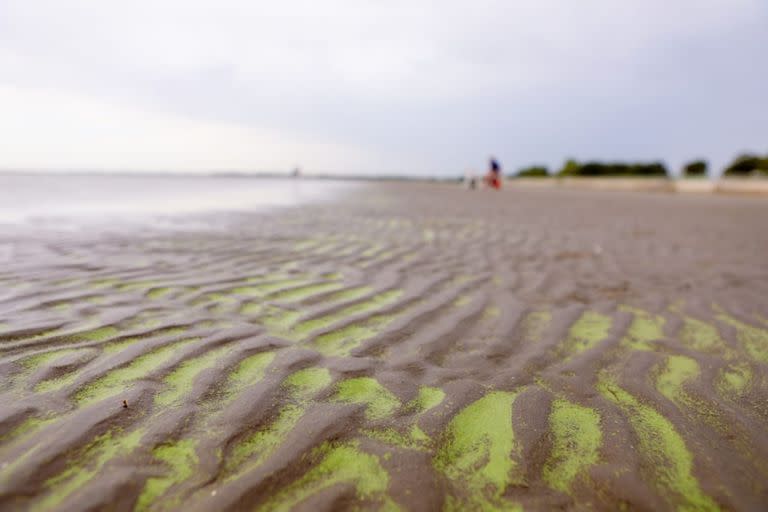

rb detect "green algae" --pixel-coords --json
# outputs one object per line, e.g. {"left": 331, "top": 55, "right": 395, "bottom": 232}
{"left": 34, "top": 428, "right": 144, "bottom": 512}
{"left": 88, "top": 278, "right": 120, "bottom": 289}
{"left": 147, "top": 287, "right": 173, "bottom": 299}
{"left": 333, "top": 377, "right": 401, "bottom": 421}
{"left": 406, "top": 386, "right": 445, "bottom": 414}
{"left": 542, "top": 399, "right": 602, "bottom": 493}
{"left": 679, "top": 316, "right": 722, "bottom": 353}
{"left": 262, "top": 306, "right": 302, "bottom": 336}
{"left": 655, "top": 355, "right": 700, "bottom": 406}
{"left": 365, "top": 424, "right": 431, "bottom": 451}
{"left": 36, "top": 372, "right": 82, "bottom": 394}
{"left": 155, "top": 345, "right": 232, "bottom": 407}
{"left": 598, "top": 376, "right": 718, "bottom": 511}
{"left": 239, "top": 302, "right": 262, "bottom": 315}
{"left": 519, "top": 310, "right": 551, "bottom": 343}
{"left": 452, "top": 295, "right": 472, "bottom": 308}
{"left": 290, "top": 290, "right": 402, "bottom": 339}
{"left": 116, "top": 280, "right": 158, "bottom": 291}
{"left": 325, "top": 285, "right": 374, "bottom": 304}
{"left": 434, "top": 390, "right": 523, "bottom": 511}
{"left": 233, "top": 278, "right": 312, "bottom": 297}
{"left": 620, "top": 306, "right": 665, "bottom": 351}
{"left": 259, "top": 441, "right": 398, "bottom": 512}
{"left": 222, "top": 351, "right": 276, "bottom": 397}
{"left": 225, "top": 368, "right": 332, "bottom": 477}
{"left": 227, "top": 404, "right": 306, "bottom": 476}
{"left": 0, "top": 415, "right": 57, "bottom": 444}
{"left": 135, "top": 439, "right": 198, "bottom": 512}
{"left": 75, "top": 338, "right": 199, "bottom": 406}
{"left": 718, "top": 363, "right": 752, "bottom": 397}
{"left": 63, "top": 326, "right": 119, "bottom": 343}
{"left": 268, "top": 282, "right": 343, "bottom": 302}
{"left": 560, "top": 311, "right": 612, "bottom": 357}
{"left": 102, "top": 327, "right": 187, "bottom": 355}
{"left": 283, "top": 367, "right": 333, "bottom": 397}
{"left": 21, "top": 349, "right": 81, "bottom": 370}
{"left": 716, "top": 313, "right": 768, "bottom": 363}
{"left": 311, "top": 314, "right": 395, "bottom": 357}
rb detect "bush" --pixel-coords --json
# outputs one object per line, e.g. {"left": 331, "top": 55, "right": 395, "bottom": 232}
{"left": 557, "top": 160, "right": 668, "bottom": 177}
{"left": 516, "top": 166, "right": 549, "bottom": 177}
{"left": 723, "top": 154, "right": 768, "bottom": 176}
{"left": 683, "top": 160, "right": 707, "bottom": 176}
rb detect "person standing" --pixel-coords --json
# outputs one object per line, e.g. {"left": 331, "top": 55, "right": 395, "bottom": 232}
{"left": 485, "top": 156, "right": 502, "bottom": 189}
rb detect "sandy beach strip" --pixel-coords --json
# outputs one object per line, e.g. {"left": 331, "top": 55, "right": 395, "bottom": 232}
{"left": 0, "top": 182, "right": 767, "bottom": 511}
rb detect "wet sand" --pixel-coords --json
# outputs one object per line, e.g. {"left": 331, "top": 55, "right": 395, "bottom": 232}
{"left": 0, "top": 182, "right": 767, "bottom": 511}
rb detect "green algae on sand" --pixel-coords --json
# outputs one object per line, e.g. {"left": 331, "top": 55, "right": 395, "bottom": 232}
{"left": 598, "top": 376, "right": 718, "bottom": 511}
{"left": 718, "top": 363, "right": 752, "bottom": 397}
{"left": 136, "top": 439, "right": 198, "bottom": 512}
{"left": 434, "top": 390, "right": 523, "bottom": 511}
{"left": 75, "top": 338, "right": 199, "bottom": 406}
{"left": 406, "top": 386, "right": 445, "bottom": 414}
{"left": 655, "top": 355, "right": 700, "bottom": 407}
{"left": 559, "top": 311, "right": 611, "bottom": 357}
{"left": 155, "top": 345, "right": 232, "bottom": 407}
{"left": 260, "top": 441, "right": 399, "bottom": 512}
{"left": 619, "top": 306, "right": 665, "bottom": 351}
{"left": 225, "top": 368, "right": 332, "bottom": 477}
{"left": 543, "top": 398, "right": 602, "bottom": 493}
{"left": 716, "top": 312, "right": 768, "bottom": 363}
{"left": 333, "top": 377, "right": 401, "bottom": 421}
{"left": 34, "top": 429, "right": 144, "bottom": 512}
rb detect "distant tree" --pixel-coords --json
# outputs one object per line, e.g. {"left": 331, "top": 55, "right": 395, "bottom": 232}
{"left": 723, "top": 153, "right": 768, "bottom": 176}
{"left": 559, "top": 159, "right": 581, "bottom": 176}
{"left": 557, "top": 160, "right": 668, "bottom": 177}
{"left": 683, "top": 160, "right": 708, "bottom": 176}
{"left": 516, "top": 166, "right": 549, "bottom": 177}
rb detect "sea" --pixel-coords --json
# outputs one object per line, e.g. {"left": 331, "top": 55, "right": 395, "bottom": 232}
{"left": 0, "top": 173, "right": 356, "bottom": 226}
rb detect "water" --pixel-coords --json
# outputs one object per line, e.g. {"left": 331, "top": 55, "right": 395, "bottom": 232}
{"left": 0, "top": 174, "right": 356, "bottom": 225}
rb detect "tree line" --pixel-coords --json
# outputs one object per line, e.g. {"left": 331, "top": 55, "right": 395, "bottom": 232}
{"left": 515, "top": 153, "right": 768, "bottom": 178}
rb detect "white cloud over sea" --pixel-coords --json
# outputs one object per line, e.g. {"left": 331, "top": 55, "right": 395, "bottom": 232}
{"left": 0, "top": 0, "right": 766, "bottom": 175}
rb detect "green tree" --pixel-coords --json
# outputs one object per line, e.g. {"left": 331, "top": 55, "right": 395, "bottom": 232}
{"left": 682, "top": 160, "right": 707, "bottom": 177}
{"left": 723, "top": 154, "right": 768, "bottom": 176}
{"left": 516, "top": 166, "right": 549, "bottom": 177}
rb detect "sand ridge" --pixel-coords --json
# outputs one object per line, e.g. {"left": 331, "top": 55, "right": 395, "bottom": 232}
{"left": 0, "top": 183, "right": 767, "bottom": 510}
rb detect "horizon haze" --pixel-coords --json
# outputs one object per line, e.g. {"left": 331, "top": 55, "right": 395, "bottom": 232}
{"left": 1, "top": 0, "right": 766, "bottom": 177}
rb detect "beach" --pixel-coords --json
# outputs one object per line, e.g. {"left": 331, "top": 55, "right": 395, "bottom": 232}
{"left": 1, "top": 179, "right": 767, "bottom": 511}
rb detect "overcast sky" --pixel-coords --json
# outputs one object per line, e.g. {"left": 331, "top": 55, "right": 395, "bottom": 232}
{"left": 0, "top": 0, "right": 766, "bottom": 176}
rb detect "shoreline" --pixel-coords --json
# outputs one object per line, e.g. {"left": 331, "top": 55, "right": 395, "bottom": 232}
{"left": 510, "top": 176, "right": 768, "bottom": 196}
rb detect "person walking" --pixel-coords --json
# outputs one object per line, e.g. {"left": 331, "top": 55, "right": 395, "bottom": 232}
{"left": 484, "top": 156, "right": 502, "bottom": 189}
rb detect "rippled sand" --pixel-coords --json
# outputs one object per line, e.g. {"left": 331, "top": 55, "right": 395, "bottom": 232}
{"left": 1, "top": 183, "right": 767, "bottom": 511}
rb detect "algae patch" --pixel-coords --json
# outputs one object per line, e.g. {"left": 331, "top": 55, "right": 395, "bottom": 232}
{"left": 598, "top": 376, "right": 717, "bottom": 511}
{"left": 434, "top": 390, "right": 523, "bottom": 511}
{"left": 260, "top": 441, "right": 397, "bottom": 511}
{"left": 560, "top": 311, "right": 611, "bottom": 357}
{"left": 136, "top": 439, "right": 198, "bottom": 512}
{"left": 333, "top": 377, "right": 401, "bottom": 421}
{"left": 620, "top": 306, "right": 665, "bottom": 351}
{"left": 542, "top": 399, "right": 602, "bottom": 493}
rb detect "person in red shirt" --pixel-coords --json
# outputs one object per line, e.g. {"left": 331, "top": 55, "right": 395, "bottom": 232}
{"left": 484, "top": 157, "right": 502, "bottom": 189}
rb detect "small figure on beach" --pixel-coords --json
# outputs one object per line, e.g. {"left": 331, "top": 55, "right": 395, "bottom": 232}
{"left": 465, "top": 171, "right": 478, "bottom": 190}
{"left": 484, "top": 157, "right": 502, "bottom": 189}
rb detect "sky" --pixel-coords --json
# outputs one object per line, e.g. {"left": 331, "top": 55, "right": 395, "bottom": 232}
{"left": 0, "top": 0, "right": 766, "bottom": 177}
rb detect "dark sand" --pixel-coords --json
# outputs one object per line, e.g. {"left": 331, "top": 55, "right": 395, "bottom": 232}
{"left": 0, "top": 183, "right": 767, "bottom": 511}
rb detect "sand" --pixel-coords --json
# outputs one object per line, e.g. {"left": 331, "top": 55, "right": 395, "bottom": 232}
{"left": 0, "top": 182, "right": 766, "bottom": 511}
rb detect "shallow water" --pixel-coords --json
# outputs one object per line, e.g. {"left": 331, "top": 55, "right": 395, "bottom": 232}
{"left": 0, "top": 173, "right": 355, "bottom": 224}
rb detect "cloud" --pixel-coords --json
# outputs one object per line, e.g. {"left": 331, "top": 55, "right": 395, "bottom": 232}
{"left": 0, "top": 85, "right": 378, "bottom": 171}
{"left": 0, "top": 0, "right": 766, "bottom": 175}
